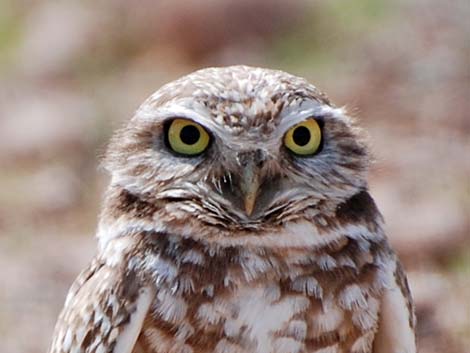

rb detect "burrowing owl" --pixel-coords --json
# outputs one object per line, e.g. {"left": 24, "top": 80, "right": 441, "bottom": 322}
{"left": 49, "top": 66, "right": 416, "bottom": 353}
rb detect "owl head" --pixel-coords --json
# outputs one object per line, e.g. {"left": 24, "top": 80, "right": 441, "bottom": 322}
{"left": 101, "top": 66, "right": 369, "bottom": 246}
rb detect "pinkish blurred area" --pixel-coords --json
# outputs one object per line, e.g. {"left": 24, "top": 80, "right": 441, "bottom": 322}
{"left": 0, "top": 1, "right": 468, "bottom": 352}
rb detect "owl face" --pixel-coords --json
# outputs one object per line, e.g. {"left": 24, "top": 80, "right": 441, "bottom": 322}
{"left": 104, "top": 66, "right": 369, "bottom": 231}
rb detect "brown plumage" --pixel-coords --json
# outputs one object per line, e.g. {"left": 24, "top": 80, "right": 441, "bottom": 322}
{"left": 49, "top": 66, "right": 416, "bottom": 353}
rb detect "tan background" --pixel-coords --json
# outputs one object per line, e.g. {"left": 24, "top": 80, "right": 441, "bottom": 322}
{"left": 0, "top": 1, "right": 469, "bottom": 352}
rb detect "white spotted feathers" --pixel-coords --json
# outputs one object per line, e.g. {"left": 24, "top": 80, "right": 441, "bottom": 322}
{"left": 49, "top": 66, "right": 416, "bottom": 353}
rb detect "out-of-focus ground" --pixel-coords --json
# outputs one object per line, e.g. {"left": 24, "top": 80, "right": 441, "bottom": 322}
{"left": 0, "top": 0, "right": 468, "bottom": 352}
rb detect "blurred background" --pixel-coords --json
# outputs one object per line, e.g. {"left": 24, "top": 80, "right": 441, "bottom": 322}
{"left": 0, "top": 0, "right": 468, "bottom": 352}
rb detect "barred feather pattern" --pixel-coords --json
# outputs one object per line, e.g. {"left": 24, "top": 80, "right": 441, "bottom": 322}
{"left": 50, "top": 190, "right": 415, "bottom": 353}
{"left": 49, "top": 66, "right": 416, "bottom": 353}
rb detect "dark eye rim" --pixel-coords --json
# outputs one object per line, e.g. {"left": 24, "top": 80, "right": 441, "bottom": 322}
{"left": 284, "top": 117, "right": 325, "bottom": 157}
{"left": 163, "top": 118, "right": 212, "bottom": 157}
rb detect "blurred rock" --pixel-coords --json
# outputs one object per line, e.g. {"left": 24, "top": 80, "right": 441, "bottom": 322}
{"left": 0, "top": 231, "right": 95, "bottom": 353}
{"left": 28, "top": 166, "right": 81, "bottom": 214}
{"left": 340, "top": 0, "right": 469, "bottom": 131}
{"left": 17, "top": 1, "right": 100, "bottom": 78}
{"left": 409, "top": 270, "right": 469, "bottom": 353}
{"left": 106, "top": 0, "right": 305, "bottom": 63}
{"left": 0, "top": 88, "right": 96, "bottom": 162}
{"left": 369, "top": 130, "right": 470, "bottom": 263}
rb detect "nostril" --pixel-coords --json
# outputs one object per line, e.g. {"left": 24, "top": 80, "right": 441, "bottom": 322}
{"left": 254, "top": 149, "right": 267, "bottom": 167}
{"left": 236, "top": 153, "right": 249, "bottom": 167}
{"left": 236, "top": 149, "right": 267, "bottom": 168}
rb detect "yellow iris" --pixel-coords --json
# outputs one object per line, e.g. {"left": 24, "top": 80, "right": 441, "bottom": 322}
{"left": 167, "top": 119, "right": 210, "bottom": 155}
{"left": 284, "top": 119, "right": 322, "bottom": 155}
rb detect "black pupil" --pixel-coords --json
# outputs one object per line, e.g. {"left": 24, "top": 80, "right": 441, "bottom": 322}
{"left": 180, "top": 125, "right": 200, "bottom": 145}
{"left": 293, "top": 126, "right": 311, "bottom": 146}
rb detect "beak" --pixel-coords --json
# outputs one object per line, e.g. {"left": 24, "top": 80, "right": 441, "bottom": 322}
{"left": 240, "top": 161, "right": 261, "bottom": 216}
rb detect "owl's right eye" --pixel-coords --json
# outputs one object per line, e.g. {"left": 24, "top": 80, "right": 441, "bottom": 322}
{"left": 284, "top": 118, "right": 322, "bottom": 156}
{"left": 166, "top": 118, "right": 211, "bottom": 156}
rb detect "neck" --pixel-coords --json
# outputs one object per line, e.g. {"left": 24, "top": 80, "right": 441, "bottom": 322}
{"left": 97, "top": 186, "right": 384, "bottom": 253}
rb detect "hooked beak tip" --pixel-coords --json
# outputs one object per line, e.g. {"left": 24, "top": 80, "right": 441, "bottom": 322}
{"left": 244, "top": 194, "right": 256, "bottom": 216}
{"left": 239, "top": 154, "right": 264, "bottom": 217}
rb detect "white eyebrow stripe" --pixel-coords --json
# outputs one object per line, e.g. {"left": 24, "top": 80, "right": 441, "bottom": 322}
{"left": 136, "top": 103, "right": 208, "bottom": 124}
{"left": 135, "top": 99, "right": 348, "bottom": 145}
{"left": 137, "top": 101, "right": 234, "bottom": 138}
{"left": 277, "top": 101, "right": 347, "bottom": 134}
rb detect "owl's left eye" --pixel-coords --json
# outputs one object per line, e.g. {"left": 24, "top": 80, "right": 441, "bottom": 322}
{"left": 166, "top": 119, "right": 210, "bottom": 156}
{"left": 284, "top": 118, "right": 322, "bottom": 156}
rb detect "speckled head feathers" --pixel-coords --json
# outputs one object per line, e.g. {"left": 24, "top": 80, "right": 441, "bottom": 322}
{"left": 50, "top": 67, "right": 416, "bottom": 353}
{"left": 139, "top": 65, "right": 331, "bottom": 134}
{"left": 101, "top": 65, "right": 370, "bottom": 244}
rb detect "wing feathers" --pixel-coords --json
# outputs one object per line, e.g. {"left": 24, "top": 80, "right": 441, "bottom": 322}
{"left": 373, "top": 262, "right": 416, "bottom": 353}
{"left": 113, "top": 286, "right": 154, "bottom": 353}
{"left": 49, "top": 258, "right": 153, "bottom": 353}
